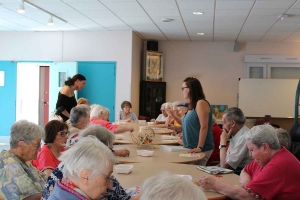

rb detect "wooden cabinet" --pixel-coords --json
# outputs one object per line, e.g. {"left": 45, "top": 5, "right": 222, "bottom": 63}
{"left": 139, "top": 81, "right": 166, "bottom": 119}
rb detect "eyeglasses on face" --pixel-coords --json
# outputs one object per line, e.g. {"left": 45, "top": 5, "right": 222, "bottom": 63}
{"left": 31, "top": 142, "right": 42, "bottom": 149}
{"left": 58, "top": 131, "right": 70, "bottom": 137}
{"left": 101, "top": 174, "right": 114, "bottom": 185}
{"left": 181, "top": 87, "right": 189, "bottom": 91}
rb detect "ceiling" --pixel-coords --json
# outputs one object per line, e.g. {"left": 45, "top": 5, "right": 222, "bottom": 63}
{"left": 1, "top": 0, "right": 300, "bottom": 42}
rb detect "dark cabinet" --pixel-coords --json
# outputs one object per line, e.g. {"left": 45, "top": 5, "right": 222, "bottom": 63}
{"left": 139, "top": 81, "right": 166, "bottom": 119}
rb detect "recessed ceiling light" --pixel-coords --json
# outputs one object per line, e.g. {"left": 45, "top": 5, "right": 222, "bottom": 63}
{"left": 161, "top": 18, "right": 174, "bottom": 22}
{"left": 197, "top": 33, "right": 205, "bottom": 35}
{"left": 193, "top": 12, "right": 204, "bottom": 15}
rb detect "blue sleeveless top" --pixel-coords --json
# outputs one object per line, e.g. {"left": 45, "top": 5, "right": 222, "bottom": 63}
{"left": 182, "top": 100, "right": 214, "bottom": 152}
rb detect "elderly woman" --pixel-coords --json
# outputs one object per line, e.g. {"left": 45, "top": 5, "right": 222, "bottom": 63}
{"left": 140, "top": 172, "right": 206, "bottom": 200}
{"left": 117, "top": 101, "right": 138, "bottom": 122}
{"left": 32, "top": 120, "right": 69, "bottom": 177}
{"left": 198, "top": 125, "right": 300, "bottom": 200}
{"left": 66, "top": 104, "right": 90, "bottom": 148}
{"left": 0, "top": 120, "right": 46, "bottom": 200}
{"left": 43, "top": 125, "right": 135, "bottom": 200}
{"left": 90, "top": 104, "right": 134, "bottom": 134}
{"left": 48, "top": 136, "right": 115, "bottom": 200}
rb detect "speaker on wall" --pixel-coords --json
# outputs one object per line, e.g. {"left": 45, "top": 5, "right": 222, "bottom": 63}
{"left": 147, "top": 41, "right": 158, "bottom": 51}
{"left": 233, "top": 41, "right": 240, "bottom": 52}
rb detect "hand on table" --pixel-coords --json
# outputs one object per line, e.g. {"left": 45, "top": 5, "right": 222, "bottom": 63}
{"left": 114, "top": 148, "right": 130, "bottom": 157}
{"left": 198, "top": 176, "right": 217, "bottom": 190}
{"left": 188, "top": 148, "right": 202, "bottom": 153}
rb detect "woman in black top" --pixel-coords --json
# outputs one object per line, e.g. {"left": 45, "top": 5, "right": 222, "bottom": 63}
{"left": 56, "top": 74, "right": 86, "bottom": 121}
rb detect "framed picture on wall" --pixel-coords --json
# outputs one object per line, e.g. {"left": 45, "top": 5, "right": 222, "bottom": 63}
{"left": 146, "top": 50, "right": 164, "bottom": 81}
{"left": 211, "top": 105, "right": 228, "bottom": 119}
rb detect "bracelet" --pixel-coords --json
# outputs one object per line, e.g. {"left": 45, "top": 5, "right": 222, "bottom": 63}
{"left": 197, "top": 146, "right": 203, "bottom": 150}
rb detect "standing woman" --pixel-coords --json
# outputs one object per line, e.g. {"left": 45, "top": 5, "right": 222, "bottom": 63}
{"left": 56, "top": 74, "right": 86, "bottom": 122}
{"left": 181, "top": 77, "right": 214, "bottom": 165}
{"left": 117, "top": 101, "right": 138, "bottom": 122}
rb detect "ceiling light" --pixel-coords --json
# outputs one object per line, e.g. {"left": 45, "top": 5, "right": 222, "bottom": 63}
{"left": 17, "top": 1, "right": 25, "bottom": 14}
{"left": 278, "top": 14, "right": 288, "bottom": 20}
{"left": 192, "top": 12, "right": 204, "bottom": 15}
{"left": 197, "top": 33, "right": 205, "bottom": 35}
{"left": 161, "top": 18, "right": 174, "bottom": 22}
{"left": 47, "top": 16, "right": 53, "bottom": 26}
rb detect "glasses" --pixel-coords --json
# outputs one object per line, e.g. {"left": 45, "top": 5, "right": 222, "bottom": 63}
{"left": 31, "top": 142, "right": 42, "bottom": 150}
{"left": 58, "top": 131, "right": 70, "bottom": 137}
{"left": 101, "top": 174, "right": 114, "bottom": 185}
{"left": 160, "top": 109, "right": 165, "bottom": 112}
{"left": 181, "top": 87, "right": 189, "bottom": 91}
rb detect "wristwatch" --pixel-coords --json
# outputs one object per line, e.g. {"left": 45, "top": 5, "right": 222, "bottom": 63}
{"left": 219, "top": 145, "right": 226, "bottom": 150}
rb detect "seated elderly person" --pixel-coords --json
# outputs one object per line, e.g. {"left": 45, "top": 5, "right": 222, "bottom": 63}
{"left": 140, "top": 172, "right": 206, "bottom": 200}
{"left": 48, "top": 136, "right": 116, "bottom": 200}
{"left": 42, "top": 125, "right": 133, "bottom": 200}
{"left": 0, "top": 120, "right": 47, "bottom": 200}
{"left": 90, "top": 104, "right": 134, "bottom": 133}
{"left": 198, "top": 125, "right": 300, "bottom": 200}
{"left": 117, "top": 100, "right": 138, "bottom": 122}
{"left": 151, "top": 103, "right": 169, "bottom": 124}
{"left": 66, "top": 104, "right": 90, "bottom": 148}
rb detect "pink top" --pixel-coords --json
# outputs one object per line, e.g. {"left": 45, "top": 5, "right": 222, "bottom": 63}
{"left": 90, "top": 117, "right": 118, "bottom": 133}
{"left": 31, "top": 144, "right": 61, "bottom": 172}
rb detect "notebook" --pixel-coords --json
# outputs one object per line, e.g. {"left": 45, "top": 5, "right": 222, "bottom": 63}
{"left": 196, "top": 166, "right": 233, "bottom": 175}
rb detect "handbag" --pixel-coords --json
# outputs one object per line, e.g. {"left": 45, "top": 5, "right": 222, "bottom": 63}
{"left": 289, "top": 80, "right": 300, "bottom": 160}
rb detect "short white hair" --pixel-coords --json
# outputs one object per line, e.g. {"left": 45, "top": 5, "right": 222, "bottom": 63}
{"left": 60, "top": 136, "right": 116, "bottom": 180}
{"left": 140, "top": 172, "right": 207, "bottom": 200}
{"left": 90, "top": 104, "right": 110, "bottom": 118}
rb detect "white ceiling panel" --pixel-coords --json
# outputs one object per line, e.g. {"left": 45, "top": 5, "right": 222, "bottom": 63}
{"left": 216, "top": 1, "right": 254, "bottom": 10}
{"left": 253, "top": 0, "right": 296, "bottom": 10}
{"left": 101, "top": 2, "right": 142, "bottom": 10}
{"left": 0, "top": 0, "right": 299, "bottom": 41}
{"left": 139, "top": 1, "right": 178, "bottom": 10}
{"left": 67, "top": 2, "right": 108, "bottom": 11}
{"left": 284, "top": 32, "right": 300, "bottom": 42}
{"left": 177, "top": 1, "right": 214, "bottom": 10}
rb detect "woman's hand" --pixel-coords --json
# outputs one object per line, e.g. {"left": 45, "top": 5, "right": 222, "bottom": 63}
{"left": 114, "top": 149, "right": 130, "bottom": 157}
{"left": 188, "top": 148, "right": 202, "bottom": 153}
{"left": 198, "top": 176, "right": 217, "bottom": 190}
{"left": 177, "top": 139, "right": 183, "bottom": 146}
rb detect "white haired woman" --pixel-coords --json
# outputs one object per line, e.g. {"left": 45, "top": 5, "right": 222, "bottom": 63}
{"left": 198, "top": 125, "right": 300, "bottom": 200}
{"left": 42, "top": 125, "right": 134, "bottom": 200}
{"left": 0, "top": 120, "right": 46, "bottom": 200}
{"left": 48, "top": 136, "right": 116, "bottom": 200}
{"left": 90, "top": 104, "right": 133, "bottom": 134}
{"left": 140, "top": 172, "right": 207, "bottom": 200}
{"left": 66, "top": 104, "right": 90, "bottom": 148}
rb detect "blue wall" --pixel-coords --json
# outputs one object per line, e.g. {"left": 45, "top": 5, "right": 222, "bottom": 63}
{"left": 78, "top": 61, "right": 116, "bottom": 122}
{"left": 0, "top": 61, "right": 17, "bottom": 136}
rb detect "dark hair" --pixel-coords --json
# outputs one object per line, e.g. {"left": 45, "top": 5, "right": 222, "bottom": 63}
{"left": 183, "top": 77, "right": 205, "bottom": 109}
{"left": 65, "top": 74, "right": 86, "bottom": 86}
{"left": 44, "top": 120, "right": 68, "bottom": 144}
{"left": 121, "top": 101, "right": 132, "bottom": 109}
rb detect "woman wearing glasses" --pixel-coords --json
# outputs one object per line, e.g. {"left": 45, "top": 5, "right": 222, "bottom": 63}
{"left": 180, "top": 77, "right": 214, "bottom": 166}
{"left": 32, "top": 120, "right": 69, "bottom": 177}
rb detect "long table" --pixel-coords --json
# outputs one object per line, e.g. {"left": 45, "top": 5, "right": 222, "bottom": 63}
{"left": 114, "top": 162, "right": 240, "bottom": 200}
{"left": 114, "top": 144, "right": 205, "bottom": 164}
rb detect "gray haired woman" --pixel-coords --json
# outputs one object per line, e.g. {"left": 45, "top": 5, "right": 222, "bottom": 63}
{"left": 0, "top": 120, "right": 46, "bottom": 200}
{"left": 48, "top": 136, "right": 115, "bottom": 200}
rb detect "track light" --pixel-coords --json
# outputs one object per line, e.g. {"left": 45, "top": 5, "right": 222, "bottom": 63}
{"left": 17, "top": 1, "right": 25, "bottom": 14}
{"left": 47, "top": 16, "right": 53, "bottom": 26}
{"left": 278, "top": 14, "right": 288, "bottom": 20}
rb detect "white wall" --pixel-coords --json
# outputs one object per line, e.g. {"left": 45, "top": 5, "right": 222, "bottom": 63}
{"left": 131, "top": 32, "right": 143, "bottom": 116}
{"left": 159, "top": 41, "right": 300, "bottom": 108}
{"left": 0, "top": 31, "right": 139, "bottom": 120}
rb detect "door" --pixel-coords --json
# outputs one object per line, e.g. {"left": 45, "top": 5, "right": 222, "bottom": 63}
{"left": 39, "top": 66, "right": 49, "bottom": 127}
{"left": 78, "top": 62, "right": 116, "bottom": 122}
{"left": 49, "top": 62, "right": 78, "bottom": 119}
{"left": 0, "top": 61, "right": 17, "bottom": 144}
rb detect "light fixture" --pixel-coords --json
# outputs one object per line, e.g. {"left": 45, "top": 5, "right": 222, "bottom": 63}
{"left": 161, "top": 18, "right": 174, "bottom": 22}
{"left": 17, "top": 1, "right": 25, "bottom": 14}
{"left": 47, "top": 16, "right": 53, "bottom": 26}
{"left": 22, "top": 0, "right": 67, "bottom": 23}
{"left": 278, "top": 14, "right": 288, "bottom": 20}
{"left": 197, "top": 33, "right": 205, "bottom": 35}
{"left": 192, "top": 12, "right": 204, "bottom": 15}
